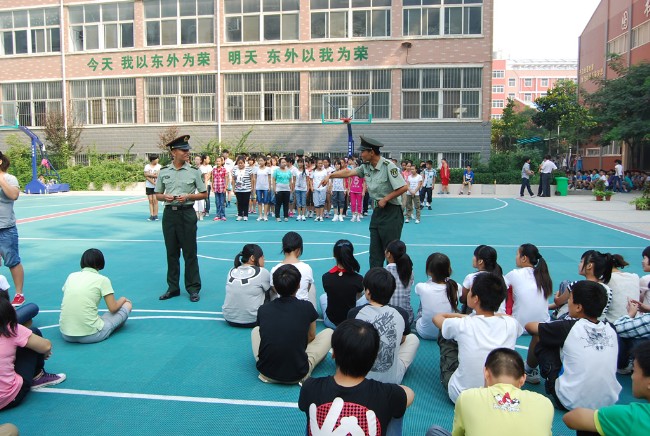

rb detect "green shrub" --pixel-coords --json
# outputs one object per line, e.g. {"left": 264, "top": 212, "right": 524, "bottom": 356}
{"left": 59, "top": 161, "right": 144, "bottom": 190}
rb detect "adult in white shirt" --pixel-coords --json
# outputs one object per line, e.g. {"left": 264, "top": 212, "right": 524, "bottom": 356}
{"left": 539, "top": 154, "right": 557, "bottom": 197}
{"left": 144, "top": 154, "right": 161, "bottom": 221}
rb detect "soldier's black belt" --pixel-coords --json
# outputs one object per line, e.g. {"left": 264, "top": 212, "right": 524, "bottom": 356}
{"left": 166, "top": 205, "right": 194, "bottom": 210}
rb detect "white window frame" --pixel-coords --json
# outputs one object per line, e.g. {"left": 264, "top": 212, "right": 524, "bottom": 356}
{"left": 607, "top": 33, "right": 628, "bottom": 56}
{"left": 524, "top": 78, "right": 532, "bottom": 87}
{"left": 508, "top": 78, "right": 515, "bottom": 86}
{"left": 225, "top": 0, "right": 300, "bottom": 42}
{"left": 71, "top": 78, "right": 136, "bottom": 125}
{"left": 492, "top": 85, "right": 503, "bottom": 93}
{"left": 492, "top": 70, "right": 504, "bottom": 78}
{"left": 69, "top": 2, "right": 134, "bottom": 52}
{"left": 491, "top": 99, "right": 504, "bottom": 108}
{"left": 144, "top": 0, "right": 214, "bottom": 47}
{"left": 224, "top": 72, "right": 300, "bottom": 122}
{"left": 310, "top": 0, "right": 392, "bottom": 39}
{"left": 523, "top": 93, "right": 532, "bottom": 102}
{"left": 1, "top": 81, "right": 62, "bottom": 127}
{"left": 403, "top": 0, "right": 482, "bottom": 37}
{"left": 0, "top": 8, "right": 60, "bottom": 56}
{"left": 491, "top": 114, "right": 502, "bottom": 119}
{"left": 145, "top": 74, "right": 216, "bottom": 123}
{"left": 540, "top": 78, "right": 549, "bottom": 87}
{"left": 632, "top": 20, "right": 650, "bottom": 49}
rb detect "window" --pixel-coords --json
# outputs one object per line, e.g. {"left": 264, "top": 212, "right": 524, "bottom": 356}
{"left": 311, "top": 0, "right": 391, "bottom": 39}
{"left": 492, "top": 70, "right": 504, "bottom": 78}
{"left": 524, "top": 78, "right": 532, "bottom": 87}
{"left": 507, "top": 93, "right": 515, "bottom": 99}
{"left": 71, "top": 79, "right": 136, "bottom": 125}
{"left": 403, "top": 0, "right": 481, "bottom": 36}
{"left": 541, "top": 78, "right": 548, "bottom": 87}
{"left": 1, "top": 82, "right": 62, "bottom": 126}
{"left": 309, "top": 70, "right": 391, "bottom": 120}
{"left": 632, "top": 20, "right": 650, "bottom": 49}
{"left": 491, "top": 99, "right": 503, "bottom": 108}
{"left": 69, "top": 3, "right": 134, "bottom": 52}
{"left": 0, "top": 8, "right": 60, "bottom": 55}
{"left": 225, "top": 72, "right": 299, "bottom": 121}
{"left": 492, "top": 85, "right": 503, "bottom": 93}
{"left": 402, "top": 67, "right": 482, "bottom": 119}
{"left": 508, "top": 78, "right": 515, "bottom": 86}
{"left": 585, "top": 145, "right": 621, "bottom": 157}
{"left": 225, "top": 0, "right": 299, "bottom": 42}
{"left": 523, "top": 93, "right": 532, "bottom": 102}
{"left": 144, "top": 0, "right": 214, "bottom": 47}
{"left": 607, "top": 33, "right": 628, "bottom": 56}
{"left": 146, "top": 75, "right": 215, "bottom": 123}
{"left": 491, "top": 114, "right": 502, "bottom": 119}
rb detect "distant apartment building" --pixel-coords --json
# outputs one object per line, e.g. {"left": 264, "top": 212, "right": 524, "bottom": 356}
{"left": 0, "top": 0, "right": 494, "bottom": 166}
{"left": 578, "top": 0, "right": 650, "bottom": 170}
{"left": 490, "top": 58, "right": 577, "bottom": 120}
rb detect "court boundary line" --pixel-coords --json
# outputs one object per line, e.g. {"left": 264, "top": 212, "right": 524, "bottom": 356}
{"left": 17, "top": 198, "right": 146, "bottom": 224}
{"left": 35, "top": 388, "right": 298, "bottom": 409}
{"left": 518, "top": 198, "right": 650, "bottom": 241}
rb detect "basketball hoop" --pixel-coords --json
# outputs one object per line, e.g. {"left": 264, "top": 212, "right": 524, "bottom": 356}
{"left": 340, "top": 117, "right": 352, "bottom": 124}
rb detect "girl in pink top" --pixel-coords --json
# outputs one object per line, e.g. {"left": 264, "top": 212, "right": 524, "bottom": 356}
{"left": 0, "top": 297, "right": 65, "bottom": 410}
{"left": 347, "top": 159, "right": 365, "bottom": 222}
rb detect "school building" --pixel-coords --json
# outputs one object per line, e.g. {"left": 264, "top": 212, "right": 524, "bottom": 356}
{"left": 490, "top": 57, "right": 577, "bottom": 120}
{"left": 0, "top": 0, "right": 493, "bottom": 166}
{"left": 578, "top": 0, "right": 650, "bottom": 170}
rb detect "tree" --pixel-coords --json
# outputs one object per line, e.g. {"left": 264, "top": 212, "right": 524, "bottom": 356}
{"left": 157, "top": 125, "right": 180, "bottom": 152}
{"left": 43, "top": 111, "right": 83, "bottom": 168}
{"left": 585, "top": 61, "right": 650, "bottom": 168}
{"left": 532, "top": 79, "right": 595, "bottom": 155}
{"left": 492, "top": 99, "right": 545, "bottom": 153}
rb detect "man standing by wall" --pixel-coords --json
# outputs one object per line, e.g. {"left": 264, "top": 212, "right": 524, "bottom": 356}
{"left": 322, "top": 136, "right": 406, "bottom": 268}
{"left": 155, "top": 136, "right": 207, "bottom": 303}
{"left": 539, "top": 155, "right": 557, "bottom": 197}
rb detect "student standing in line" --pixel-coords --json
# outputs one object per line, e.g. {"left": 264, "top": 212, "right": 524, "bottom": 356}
{"left": 254, "top": 157, "right": 271, "bottom": 222}
{"left": 232, "top": 156, "right": 254, "bottom": 221}
{"left": 211, "top": 156, "right": 228, "bottom": 221}
{"left": 329, "top": 159, "right": 347, "bottom": 222}
{"left": 311, "top": 159, "right": 328, "bottom": 222}
{"left": 144, "top": 154, "right": 161, "bottom": 221}
{"left": 294, "top": 158, "right": 309, "bottom": 221}
{"left": 222, "top": 149, "right": 234, "bottom": 207}
{"left": 199, "top": 154, "right": 213, "bottom": 217}
{"left": 272, "top": 157, "right": 293, "bottom": 222}
{"left": 404, "top": 166, "right": 423, "bottom": 223}
{"left": 347, "top": 158, "right": 366, "bottom": 222}
{"left": 439, "top": 158, "right": 451, "bottom": 195}
{"left": 420, "top": 160, "right": 436, "bottom": 209}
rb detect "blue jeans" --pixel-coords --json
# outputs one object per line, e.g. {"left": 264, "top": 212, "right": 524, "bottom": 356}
{"left": 0, "top": 226, "right": 21, "bottom": 268}
{"left": 205, "top": 185, "right": 211, "bottom": 213}
{"left": 295, "top": 190, "right": 307, "bottom": 208}
{"left": 256, "top": 189, "right": 269, "bottom": 205}
{"left": 214, "top": 192, "right": 226, "bottom": 219}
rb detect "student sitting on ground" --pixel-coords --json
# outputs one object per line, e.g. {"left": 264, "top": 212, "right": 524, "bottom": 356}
{"left": 252, "top": 264, "right": 333, "bottom": 384}
{"left": 526, "top": 280, "right": 621, "bottom": 410}
{"left": 0, "top": 275, "right": 38, "bottom": 328}
{"left": 614, "top": 298, "right": 650, "bottom": 374}
{"left": 433, "top": 272, "right": 523, "bottom": 404}
{"left": 0, "top": 297, "right": 65, "bottom": 412}
{"left": 59, "top": 249, "right": 132, "bottom": 344}
{"left": 425, "top": 348, "right": 554, "bottom": 436}
{"left": 563, "top": 340, "right": 650, "bottom": 436}
{"left": 299, "top": 319, "right": 414, "bottom": 436}
{"left": 348, "top": 267, "right": 420, "bottom": 385}
{"left": 222, "top": 244, "right": 271, "bottom": 328}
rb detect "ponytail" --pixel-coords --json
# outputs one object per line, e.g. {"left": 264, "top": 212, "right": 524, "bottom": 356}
{"left": 386, "top": 240, "right": 413, "bottom": 288}
{"left": 475, "top": 245, "right": 503, "bottom": 276}
{"left": 426, "top": 252, "right": 459, "bottom": 312}
{"left": 611, "top": 254, "right": 629, "bottom": 269}
{"left": 333, "top": 239, "right": 360, "bottom": 273}
{"left": 520, "top": 243, "right": 553, "bottom": 298}
{"left": 584, "top": 251, "right": 614, "bottom": 284}
{"left": 234, "top": 244, "right": 264, "bottom": 268}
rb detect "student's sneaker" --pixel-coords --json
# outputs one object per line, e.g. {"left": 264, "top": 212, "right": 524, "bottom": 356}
{"left": 153, "top": 215, "right": 159, "bottom": 221}
{"left": 332, "top": 215, "right": 338, "bottom": 222}
{"left": 236, "top": 216, "right": 242, "bottom": 221}
{"left": 147, "top": 216, "right": 154, "bottom": 221}
{"left": 525, "top": 367, "right": 541, "bottom": 384}
{"left": 263, "top": 217, "right": 268, "bottom": 221}
{"left": 11, "top": 294, "right": 24, "bottom": 307}
{"left": 257, "top": 217, "right": 263, "bottom": 221}
{"left": 277, "top": 218, "right": 281, "bottom": 222}
{"left": 31, "top": 371, "right": 66, "bottom": 390}
{"left": 284, "top": 218, "right": 288, "bottom": 222}
{"left": 617, "top": 361, "right": 634, "bottom": 375}
{"left": 405, "top": 218, "right": 410, "bottom": 223}
{"left": 243, "top": 216, "right": 248, "bottom": 221}
{"left": 221, "top": 217, "right": 227, "bottom": 221}
{"left": 415, "top": 219, "right": 420, "bottom": 224}
{"left": 459, "top": 192, "right": 463, "bottom": 195}
{"left": 428, "top": 206, "right": 432, "bottom": 210}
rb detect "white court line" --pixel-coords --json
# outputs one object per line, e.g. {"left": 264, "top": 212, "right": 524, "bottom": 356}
{"left": 35, "top": 388, "right": 298, "bottom": 409}
{"left": 38, "top": 315, "right": 227, "bottom": 330}
{"left": 515, "top": 345, "right": 529, "bottom": 350}
{"left": 198, "top": 229, "right": 370, "bottom": 240}
{"left": 417, "top": 198, "right": 510, "bottom": 216}
{"left": 199, "top": 250, "right": 370, "bottom": 263}
{"left": 39, "top": 309, "right": 224, "bottom": 315}
{"left": 18, "top": 199, "right": 134, "bottom": 209}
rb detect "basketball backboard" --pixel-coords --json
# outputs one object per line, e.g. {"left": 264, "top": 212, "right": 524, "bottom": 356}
{"left": 321, "top": 94, "right": 372, "bottom": 124}
{"left": 0, "top": 102, "right": 19, "bottom": 128}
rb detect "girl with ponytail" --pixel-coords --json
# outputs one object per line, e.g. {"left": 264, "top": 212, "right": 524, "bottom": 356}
{"left": 415, "top": 253, "right": 459, "bottom": 339}
{"left": 504, "top": 243, "right": 553, "bottom": 329}
{"left": 223, "top": 244, "right": 271, "bottom": 327}
{"left": 319, "top": 239, "right": 364, "bottom": 328}
{"left": 385, "top": 240, "right": 414, "bottom": 324}
{"left": 460, "top": 245, "right": 504, "bottom": 313}
{"left": 606, "top": 253, "right": 639, "bottom": 323}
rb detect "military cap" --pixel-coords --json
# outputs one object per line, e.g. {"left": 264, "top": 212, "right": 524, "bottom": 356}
{"left": 166, "top": 135, "right": 191, "bottom": 151}
{"left": 359, "top": 135, "right": 384, "bottom": 151}
{"left": 296, "top": 148, "right": 305, "bottom": 156}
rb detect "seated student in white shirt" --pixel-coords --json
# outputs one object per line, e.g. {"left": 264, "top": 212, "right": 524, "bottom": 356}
{"left": 434, "top": 273, "right": 524, "bottom": 404}
{"left": 526, "top": 280, "right": 621, "bottom": 411}
{"left": 426, "top": 348, "right": 554, "bottom": 436}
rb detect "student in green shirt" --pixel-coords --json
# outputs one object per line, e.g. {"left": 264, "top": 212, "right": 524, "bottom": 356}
{"left": 563, "top": 341, "right": 650, "bottom": 436}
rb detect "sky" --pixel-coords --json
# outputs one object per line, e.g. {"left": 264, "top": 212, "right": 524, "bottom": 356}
{"left": 493, "top": 0, "right": 602, "bottom": 60}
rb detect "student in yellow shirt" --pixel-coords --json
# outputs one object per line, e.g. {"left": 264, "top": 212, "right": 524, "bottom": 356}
{"left": 426, "top": 348, "right": 553, "bottom": 436}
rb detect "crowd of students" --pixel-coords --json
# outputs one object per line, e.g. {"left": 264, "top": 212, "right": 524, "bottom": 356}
{"left": 567, "top": 165, "right": 648, "bottom": 193}
{"left": 3, "top": 233, "right": 650, "bottom": 435}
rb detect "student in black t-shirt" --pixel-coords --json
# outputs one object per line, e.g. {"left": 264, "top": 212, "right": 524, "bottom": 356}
{"left": 299, "top": 319, "right": 414, "bottom": 435}
{"left": 252, "top": 264, "right": 333, "bottom": 384}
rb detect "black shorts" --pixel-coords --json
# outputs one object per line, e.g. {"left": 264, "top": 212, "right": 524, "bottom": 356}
{"left": 146, "top": 187, "right": 155, "bottom": 196}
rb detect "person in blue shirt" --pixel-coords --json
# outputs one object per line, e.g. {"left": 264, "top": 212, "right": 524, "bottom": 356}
{"left": 459, "top": 165, "right": 474, "bottom": 195}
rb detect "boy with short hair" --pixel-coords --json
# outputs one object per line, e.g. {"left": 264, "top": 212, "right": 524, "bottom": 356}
{"left": 563, "top": 340, "right": 650, "bottom": 435}
{"left": 526, "top": 280, "right": 621, "bottom": 410}
{"left": 433, "top": 273, "right": 523, "bottom": 404}
{"left": 426, "top": 348, "right": 554, "bottom": 436}
{"left": 459, "top": 165, "right": 474, "bottom": 195}
{"left": 348, "top": 268, "right": 420, "bottom": 385}
{"left": 420, "top": 160, "right": 436, "bottom": 209}
{"left": 299, "top": 319, "right": 414, "bottom": 435}
{"left": 252, "top": 264, "right": 332, "bottom": 383}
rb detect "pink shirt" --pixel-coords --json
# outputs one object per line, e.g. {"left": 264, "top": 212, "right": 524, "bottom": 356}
{"left": 348, "top": 175, "right": 364, "bottom": 194}
{"left": 0, "top": 323, "right": 31, "bottom": 409}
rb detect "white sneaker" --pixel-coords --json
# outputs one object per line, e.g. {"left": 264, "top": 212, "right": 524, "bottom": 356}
{"left": 263, "top": 217, "right": 268, "bottom": 221}
{"left": 257, "top": 217, "right": 263, "bottom": 221}
{"left": 243, "top": 216, "right": 248, "bottom": 221}
{"left": 525, "top": 367, "right": 541, "bottom": 384}
{"left": 415, "top": 219, "right": 420, "bottom": 224}
{"left": 405, "top": 218, "right": 410, "bottom": 223}
{"left": 332, "top": 215, "right": 338, "bottom": 222}
{"left": 236, "top": 216, "right": 242, "bottom": 221}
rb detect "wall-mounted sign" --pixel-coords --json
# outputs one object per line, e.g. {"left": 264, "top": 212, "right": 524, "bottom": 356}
{"left": 227, "top": 46, "right": 369, "bottom": 65}
{"left": 87, "top": 52, "right": 212, "bottom": 71}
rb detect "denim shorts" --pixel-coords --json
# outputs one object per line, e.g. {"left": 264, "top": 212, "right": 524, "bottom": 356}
{"left": 313, "top": 189, "right": 327, "bottom": 207}
{"left": 331, "top": 191, "right": 345, "bottom": 209}
{"left": 0, "top": 226, "right": 20, "bottom": 268}
{"left": 294, "top": 190, "right": 307, "bottom": 207}
{"left": 256, "top": 189, "right": 270, "bottom": 204}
